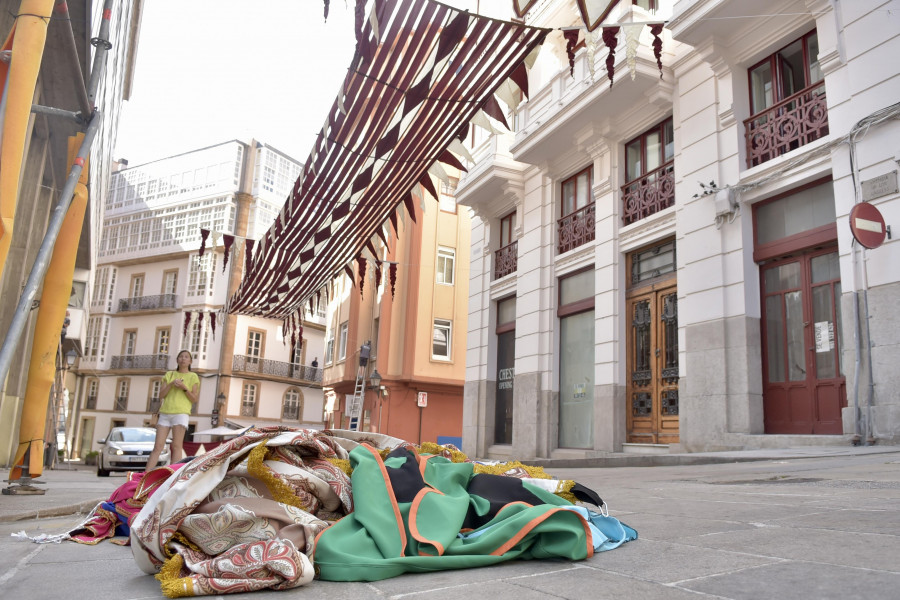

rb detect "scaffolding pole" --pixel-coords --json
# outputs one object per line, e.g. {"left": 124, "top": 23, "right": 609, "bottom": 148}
{"left": 0, "top": 0, "right": 114, "bottom": 392}
{"left": 0, "top": 113, "right": 99, "bottom": 388}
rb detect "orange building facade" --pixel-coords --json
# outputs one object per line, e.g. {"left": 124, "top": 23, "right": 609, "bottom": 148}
{"left": 322, "top": 183, "right": 470, "bottom": 446}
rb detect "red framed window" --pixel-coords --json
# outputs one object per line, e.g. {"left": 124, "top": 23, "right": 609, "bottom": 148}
{"left": 558, "top": 167, "right": 595, "bottom": 253}
{"left": 749, "top": 30, "right": 821, "bottom": 116}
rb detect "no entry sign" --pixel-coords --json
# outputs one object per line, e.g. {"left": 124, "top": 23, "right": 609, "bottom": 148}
{"left": 849, "top": 202, "right": 887, "bottom": 249}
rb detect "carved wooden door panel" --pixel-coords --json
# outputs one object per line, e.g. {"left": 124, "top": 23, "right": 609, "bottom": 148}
{"left": 626, "top": 285, "right": 679, "bottom": 444}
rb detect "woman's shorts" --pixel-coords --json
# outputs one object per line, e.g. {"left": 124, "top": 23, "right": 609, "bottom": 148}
{"left": 157, "top": 413, "right": 189, "bottom": 428}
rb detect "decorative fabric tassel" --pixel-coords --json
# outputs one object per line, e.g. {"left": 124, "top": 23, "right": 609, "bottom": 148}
{"left": 199, "top": 228, "right": 209, "bottom": 257}
{"left": 357, "top": 256, "right": 366, "bottom": 298}
{"left": 602, "top": 27, "right": 620, "bottom": 88}
{"left": 183, "top": 311, "right": 191, "bottom": 336}
{"left": 210, "top": 312, "right": 217, "bottom": 341}
{"left": 323, "top": 0, "right": 329, "bottom": 21}
{"left": 245, "top": 238, "right": 255, "bottom": 272}
{"left": 623, "top": 23, "right": 643, "bottom": 81}
{"left": 563, "top": 29, "right": 579, "bottom": 78}
{"left": 222, "top": 234, "right": 234, "bottom": 273}
{"left": 389, "top": 263, "right": 398, "bottom": 300}
{"left": 650, "top": 24, "right": 664, "bottom": 78}
{"left": 375, "top": 262, "right": 382, "bottom": 292}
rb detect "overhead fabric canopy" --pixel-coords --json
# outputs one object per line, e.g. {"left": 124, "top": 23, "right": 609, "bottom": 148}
{"left": 227, "top": 0, "right": 550, "bottom": 323}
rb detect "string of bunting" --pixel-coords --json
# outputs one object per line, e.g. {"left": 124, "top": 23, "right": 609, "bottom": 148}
{"left": 181, "top": 309, "right": 220, "bottom": 341}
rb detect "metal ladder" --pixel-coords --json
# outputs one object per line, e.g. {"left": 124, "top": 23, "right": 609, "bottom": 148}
{"left": 347, "top": 363, "right": 366, "bottom": 431}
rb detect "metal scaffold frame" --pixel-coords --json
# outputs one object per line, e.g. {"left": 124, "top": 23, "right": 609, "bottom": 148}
{"left": 0, "top": 0, "right": 115, "bottom": 492}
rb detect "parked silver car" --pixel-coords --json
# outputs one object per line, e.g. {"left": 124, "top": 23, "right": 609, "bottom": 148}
{"left": 97, "top": 427, "right": 169, "bottom": 476}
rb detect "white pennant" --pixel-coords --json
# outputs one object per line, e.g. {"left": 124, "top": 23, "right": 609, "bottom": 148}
{"left": 448, "top": 138, "right": 474, "bottom": 163}
{"left": 471, "top": 110, "right": 503, "bottom": 135}
{"left": 369, "top": 3, "right": 381, "bottom": 41}
{"left": 428, "top": 161, "right": 450, "bottom": 185}
{"left": 586, "top": 28, "right": 599, "bottom": 83}
{"left": 624, "top": 23, "right": 644, "bottom": 80}
{"left": 494, "top": 80, "right": 521, "bottom": 112}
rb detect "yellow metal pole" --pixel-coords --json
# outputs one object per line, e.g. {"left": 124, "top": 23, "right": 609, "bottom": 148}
{"left": 0, "top": 0, "right": 55, "bottom": 283}
{"left": 9, "top": 134, "right": 87, "bottom": 480}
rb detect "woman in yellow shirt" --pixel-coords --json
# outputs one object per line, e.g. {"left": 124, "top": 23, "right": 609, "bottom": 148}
{"left": 146, "top": 350, "right": 199, "bottom": 471}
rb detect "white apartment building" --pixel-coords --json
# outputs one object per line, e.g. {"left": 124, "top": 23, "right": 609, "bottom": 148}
{"left": 459, "top": 0, "right": 899, "bottom": 459}
{"left": 72, "top": 141, "right": 326, "bottom": 460}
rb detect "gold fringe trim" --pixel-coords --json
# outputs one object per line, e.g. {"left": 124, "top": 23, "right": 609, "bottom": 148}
{"left": 170, "top": 531, "right": 202, "bottom": 553}
{"left": 326, "top": 457, "right": 352, "bottom": 477}
{"left": 156, "top": 554, "right": 194, "bottom": 598}
{"left": 419, "top": 442, "right": 468, "bottom": 463}
{"left": 554, "top": 478, "right": 578, "bottom": 504}
{"left": 472, "top": 460, "right": 552, "bottom": 480}
{"left": 247, "top": 443, "right": 308, "bottom": 511}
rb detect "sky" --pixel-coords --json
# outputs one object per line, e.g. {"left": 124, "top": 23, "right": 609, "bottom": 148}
{"left": 114, "top": 0, "right": 490, "bottom": 167}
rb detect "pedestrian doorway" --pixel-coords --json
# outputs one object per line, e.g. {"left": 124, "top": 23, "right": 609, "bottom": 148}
{"left": 625, "top": 240, "right": 679, "bottom": 444}
{"left": 760, "top": 247, "right": 845, "bottom": 433}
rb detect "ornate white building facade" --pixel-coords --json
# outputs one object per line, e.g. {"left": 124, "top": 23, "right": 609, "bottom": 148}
{"left": 459, "top": 0, "right": 900, "bottom": 459}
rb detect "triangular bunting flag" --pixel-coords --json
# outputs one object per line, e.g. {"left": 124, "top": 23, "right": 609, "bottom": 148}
{"left": 389, "top": 262, "right": 398, "bottom": 300}
{"left": 563, "top": 29, "right": 579, "bottom": 78}
{"left": 482, "top": 95, "right": 510, "bottom": 130}
{"left": 199, "top": 228, "right": 210, "bottom": 257}
{"left": 510, "top": 62, "right": 529, "bottom": 98}
{"left": 435, "top": 10, "right": 468, "bottom": 63}
{"left": 439, "top": 149, "right": 467, "bottom": 173}
{"left": 623, "top": 23, "right": 643, "bottom": 80}
{"left": 403, "top": 192, "right": 418, "bottom": 224}
{"left": 602, "top": 27, "right": 620, "bottom": 88}
{"left": 419, "top": 172, "right": 439, "bottom": 202}
{"left": 650, "top": 23, "right": 664, "bottom": 78}
{"left": 222, "top": 234, "right": 234, "bottom": 273}
{"left": 448, "top": 138, "right": 474, "bottom": 163}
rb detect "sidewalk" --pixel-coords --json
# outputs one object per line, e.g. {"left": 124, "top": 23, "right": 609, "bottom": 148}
{"left": 2, "top": 445, "right": 897, "bottom": 523}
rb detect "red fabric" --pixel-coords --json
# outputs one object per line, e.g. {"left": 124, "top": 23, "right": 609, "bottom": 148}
{"left": 389, "top": 262, "right": 398, "bottom": 300}
{"left": 650, "top": 24, "right": 664, "bottom": 79}
{"left": 182, "top": 441, "right": 203, "bottom": 456}
{"left": 357, "top": 256, "right": 366, "bottom": 298}
{"left": 199, "top": 228, "right": 209, "bottom": 257}
{"left": 222, "top": 234, "right": 234, "bottom": 273}
{"left": 563, "top": 29, "right": 579, "bottom": 78}
{"left": 602, "top": 27, "right": 620, "bottom": 88}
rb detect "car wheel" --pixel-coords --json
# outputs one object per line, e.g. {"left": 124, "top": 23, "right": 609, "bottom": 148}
{"left": 97, "top": 458, "right": 110, "bottom": 477}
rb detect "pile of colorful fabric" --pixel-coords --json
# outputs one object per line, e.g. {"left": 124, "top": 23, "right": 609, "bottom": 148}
{"left": 123, "top": 427, "right": 635, "bottom": 597}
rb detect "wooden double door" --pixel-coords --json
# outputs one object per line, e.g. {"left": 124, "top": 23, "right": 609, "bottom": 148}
{"left": 626, "top": 283, "right": 679, "bottom": 444}
{"left": 761, "top": 247, "right": 845, "bottom": 433}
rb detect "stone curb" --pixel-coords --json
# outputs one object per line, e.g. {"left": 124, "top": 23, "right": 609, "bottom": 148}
{"left": 0, "top": 498, "right": 104, "bottom": 524}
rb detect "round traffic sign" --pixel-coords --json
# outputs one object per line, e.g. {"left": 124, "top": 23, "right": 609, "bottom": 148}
{"left": 849, "top": 202, "right": 887, "bottom": 249}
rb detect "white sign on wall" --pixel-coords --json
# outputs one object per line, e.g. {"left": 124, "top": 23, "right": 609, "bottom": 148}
{"left": 814, "top": 321, "right": 834, "bottom": 353}
{"left": 417, "top": 391, "right": 427, "bottom": 407}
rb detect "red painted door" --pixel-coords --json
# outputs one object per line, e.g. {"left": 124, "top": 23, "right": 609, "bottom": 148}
{"left": 761, "top": 247, "right": 845, "bottom": 433}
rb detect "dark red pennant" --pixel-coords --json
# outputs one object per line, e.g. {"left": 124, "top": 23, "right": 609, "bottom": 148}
{"left": 563, "top": 29, "right": 579, "bottom": 78}
{"left": 389, "top": 262, "right": 398, "bottom": 300}
{"left": 439, "top": 149, "right": 467, "bottom": 172}
{"left": 602, "top": 27, "right": 620, "bottom": 88}
{"left": 404, "top": 192, "right": 418, "bottom": 224}
{"left": 222, "top": 235, "right": 234, "bottom": 273}
{"left": 482, "top": 95, "right": 510, "bottom": 130}
{"left": 356, "top": 256, "right": 366, "bottom": 298}
{"left": 419, "top": 172, "right": 439, "bottom": 201}
{"left": 199, "top": 228, "right": 210, "bottom": 257}
{"left": 436, "top": 10, "right": 469, "bottom": 63}
{"left": 650, "top": 24, "right": 664, "bottom": 79}
{"left": 510, "top": 63, "right": 529, "bottom": 98}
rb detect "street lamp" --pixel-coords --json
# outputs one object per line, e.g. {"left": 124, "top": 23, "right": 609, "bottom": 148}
{"left": 369, "top": 369, "right": 382, "bottom": 390}
{"left": 65, "top": 349, "right": 77, "bottom": 368}
{"left": 212, "top": 392, "right": 225, "bottom": 427}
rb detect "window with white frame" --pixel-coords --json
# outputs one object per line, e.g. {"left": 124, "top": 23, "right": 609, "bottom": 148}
{"left": 338, "top": 322, "right": 348, "bottom": 361}
{"left": 246, "top": 330, "right": 264, "bottom": 362}
{"left": 282, "top": 388, "right": 302, "bottom": 421}
{"left": 162, "top": 270, "right": 178, "bottom": 295}
{"left": 325, "top": 333, "right": 335, "bottom": 365}
{"left": 86, "top": 379, "right": 98, "bottom": 409}
{"left": 433, "top": 319, "right": 452, "bottom": 360}
{"left": 187, "top": 318, "right": 209, "bottom": 361}
{"left": 148, "top": 379, "right": 162, "bottom": 413}
{"left": 115, "top": 379, "right": 130, "bottom": 411}
{"left": 187, "top": 253, "right": 215, "bottom": 297}
{"left": 241, "top": 382, "right": 258, "bottom": 416}
{"left": 436, "top": 247, "right": 455, "bottom": 285}
{"left": 156, "top": 328, "right": 170, "bottom": 355}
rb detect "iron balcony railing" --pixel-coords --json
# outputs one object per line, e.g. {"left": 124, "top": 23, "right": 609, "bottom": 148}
{"left": 114, "top": 396, "right": 127, "bottom": 411}
{"left": 85, "top": 395, "right": 97, "bottom": 410}
{"left": 110, "top": 354, "right": 170, "bottom": 370}
{"left": 117, "top": 294, "right": 178, "bottom": 313}
{"left": 744, "top": 81, "right": 828, "bottom": 168}
{"left": 232, "top": 355, "right": 324, "bottom": 383}
{"left": 622, "top": 162, "right": 675, "bottom": 226}
{"left": 494, "top": 241, "right": 518, "bottom": 280}
{"left": 557, "top": 202, "right": 595, "bottom": 254}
